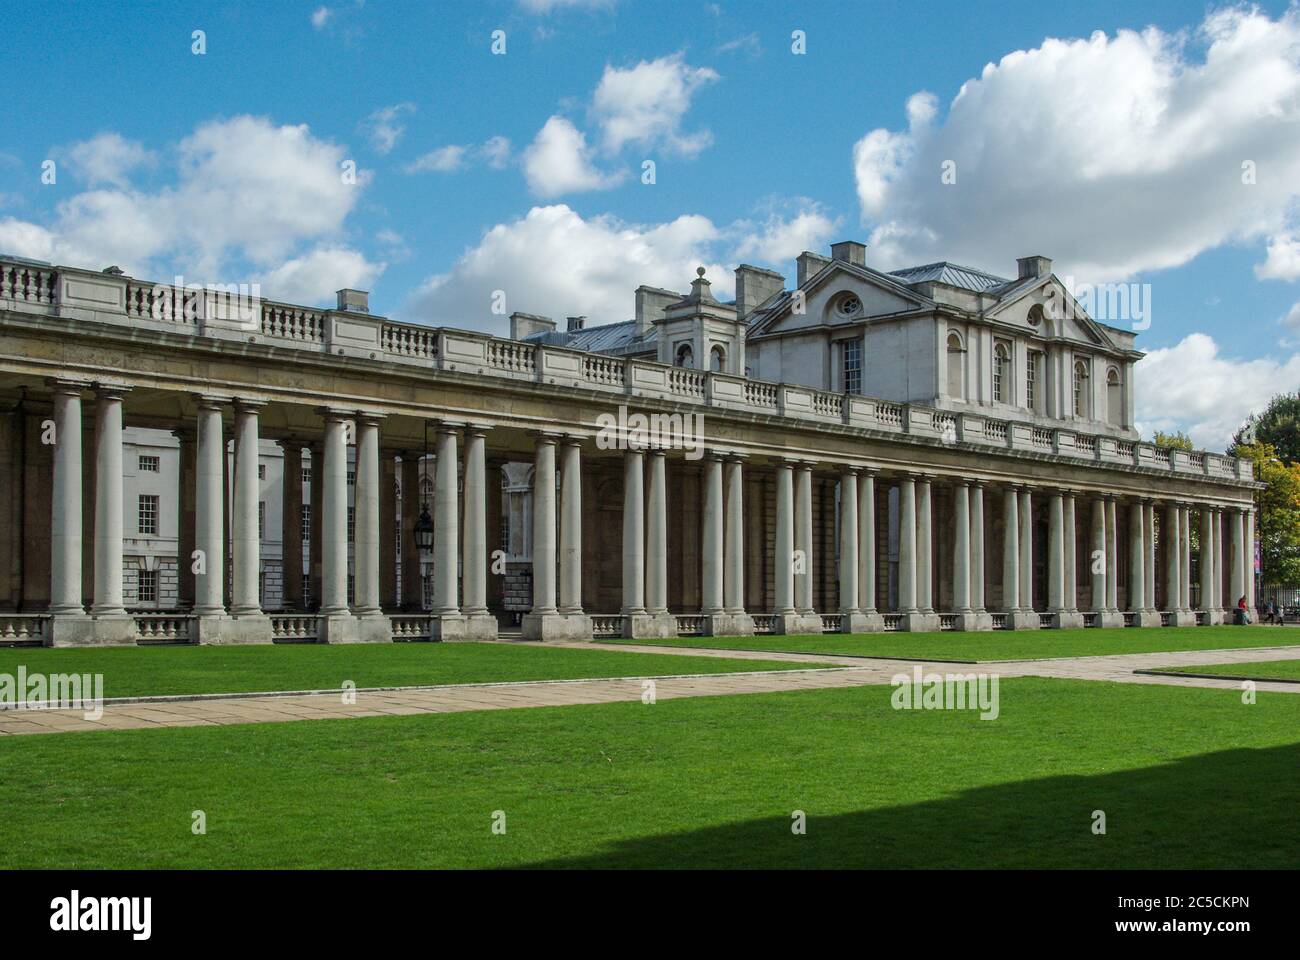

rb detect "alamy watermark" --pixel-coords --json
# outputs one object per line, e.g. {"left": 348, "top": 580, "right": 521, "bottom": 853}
{"left": 890, "top": 665, "right": 1000, "bottom": 720}
{"left": 595, "top": 405, "right": 706, "bottom": 460}
{"left": 0, "top": 668, "right": 104, "bottom": 720}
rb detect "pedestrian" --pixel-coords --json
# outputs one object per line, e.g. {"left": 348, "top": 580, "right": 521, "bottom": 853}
{"left": 1238, "top": 595, "right": 1252, "bottom": 625}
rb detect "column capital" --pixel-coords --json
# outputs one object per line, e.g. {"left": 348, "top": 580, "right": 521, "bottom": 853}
{"left": 317, "top": 406, "right": 354, "bottom": 421}
{"left": 233, "top": 397, "right": 268, "bottom": 411}
{"left": 193, "top": 393, "right": 228, "bottom": 410}
{"left": 530, "top": 430, "right": 563, "bottom": 445}
{"left": 354, "top": 410, "right": 387, "bottom": 426}
{"left": 46, "top": 377, "right": 90, "bottom": 395}
{"left": 93, "top": 382, "right": 131, "bottom": 400}
{"left": 463, "top": 422, "right": 492, "bottom": 439}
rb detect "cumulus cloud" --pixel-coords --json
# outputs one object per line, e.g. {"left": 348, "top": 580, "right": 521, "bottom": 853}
{"left": 1257, "top": 233, "right": 1300, "bottom": 281}
{"left": 0, "top": 115, "right": 375, "bottom": 285}
{"left": 403, "top": 204, "right": 727, "bottom": 332}
{"left": 853, "top": 7, "right": 1300, "bottom": 282}
{"left": 591, "top": 53, "right": 719, "bottom": 156}
{"left": 406, "top": 137, "right": 512, "bottom": 174}
{"left": 732, "top": 200, "right": 839, "bottom": 264}
{"left": 59, "top": 133, "right": 156, "bottom": 188}
{"left": 1137, "top": 333, "right": 1300, "bottom": 448}
{"left": 310, "top": 6, "right": 333, "bottom": 29}
{"left": 360, "top": 103, "right": 414, "bottom": 154}
{"left": 257, "top": 246, "right": 384, "bottom": 305}
{"left": 522, "top": 117, "right": 623, "bottom": 197}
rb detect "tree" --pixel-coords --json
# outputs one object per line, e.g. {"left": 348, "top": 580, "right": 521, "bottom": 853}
{"left": 1231, "top": 442, "right": 1300, "bottom": 586}
{"left": 1151, "top": 430, "right": 1194, "bottom": 450}
{"left": 1230, "top": 392, "right": 1300, "bottom": 463}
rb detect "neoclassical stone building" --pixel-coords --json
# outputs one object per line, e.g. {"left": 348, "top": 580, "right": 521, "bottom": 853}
{"left": 0, "top": 243, "right": 1259, "bottom": 646}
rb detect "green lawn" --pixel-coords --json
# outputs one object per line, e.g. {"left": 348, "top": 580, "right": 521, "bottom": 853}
{"left": 606, "top": 625, "right": 1300, "bottom": 662}
{"left": 1161, "top": 658, "right": 1300, "bottom": 682}
{"left": 0, "top": 677, "right": 1295, "bottom": 868}
{"left": 0, "top": 642, "right": 826, "bottom": 700}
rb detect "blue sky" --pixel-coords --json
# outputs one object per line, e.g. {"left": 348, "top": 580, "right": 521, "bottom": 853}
{"left": 2, "top": 0, "right": 1299, "bottom": 447}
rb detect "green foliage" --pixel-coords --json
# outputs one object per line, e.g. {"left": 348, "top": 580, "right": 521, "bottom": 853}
{"left": 1151, "top": 430, "right": 1194, "bottom": 450}
{"left": 1232, "top": 442, "right": 1300, "bottom": 585}
{"left": 1231, "top": 391, "right": 1300, "bottom": 462}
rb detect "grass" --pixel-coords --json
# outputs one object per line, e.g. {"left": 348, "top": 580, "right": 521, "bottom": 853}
{"left": 1161, "top": 658, "right": 1300, "bottom": 682}
{"left": 0, "top": 642, "right": 828, "bottom": 700}
{"left": 0, "top": 677, "right": 1296, "bottom": 868}
{"left": 605, "top": 625, "right": 1300, "bottom": 662}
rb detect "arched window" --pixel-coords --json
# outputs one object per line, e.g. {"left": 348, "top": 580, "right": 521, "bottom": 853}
{"left": 675, "top": 343, "right": 694, "bottom": 368}
{"left": 1073, "top": 360, "right": 1090, "bottom": 418}
{"left": 993, "top": 342, "right": 1010, "bottom": 404}
{"left": 710, "top": 345, "right": 725, "bottom": 372}
{"left": 946, "top": 333, "right": 965, "bottom": 399}
{"left": 1106, "top": 367, "right": 1122, "bottom": 426}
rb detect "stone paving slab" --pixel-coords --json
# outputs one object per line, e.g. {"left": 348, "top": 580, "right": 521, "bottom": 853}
{"left": 2, "top": 643, "right": 1299, "bottom": 737}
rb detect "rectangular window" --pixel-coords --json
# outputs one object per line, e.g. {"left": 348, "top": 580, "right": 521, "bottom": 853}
{"left": 843, "top": 338, "right": 862, "bottom": 395}
{"left": 347, "top": 506, "right": 355, "bottom": 541}
{"left": 138, "top": 494, "right": 158, "bottom": 535}
{"left": 138, "top": 454, "right": 160, "bottom": 473}
{"left": 302, "top": 466, "right": 312, "bottom": 485}
{"left": 1026, "top": 352, "right": 1038, "bottom": 412}
{"left": 138, "top": 569, "right": 157, "bottom": 603}
{"left": 347, "top": 470, "right": 356, "bottom": 487}
{"left": 258, "top": 464, "right": 266, "bottom": 481}
{"left": 301, "top": 504, "right": 311, "bottom": 542}
{"left": 259, "top": 501, "right": 266, "bottom": 540}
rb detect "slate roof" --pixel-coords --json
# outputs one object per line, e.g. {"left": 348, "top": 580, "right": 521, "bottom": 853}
{"left": 887, "top": 261, "right": 1016, "bottom": 294}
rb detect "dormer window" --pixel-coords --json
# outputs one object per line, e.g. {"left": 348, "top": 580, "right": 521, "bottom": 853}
{"left": 675, "top": 343, "right": 694, "bottom": 368}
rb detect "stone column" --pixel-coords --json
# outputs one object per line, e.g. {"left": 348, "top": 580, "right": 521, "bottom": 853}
{"left": 428, "top": 422, "right": 465, "bottom": 640}
{"left": 1104, "top": 497, "right": 1120, "bottom": 623}
{"left": 646, "top": 450, "right": 669, "bottom": 616}
{"left": 621, "top": 450, "right": 646, "bottom": 621}
{"left": 1047, "top": 491, "right": 1065, "bottom": 621}
{"left": 1199, "top": 506, "right": 1215, "bottom": 623}
{"left": 1129, "top": 501, "right": 1147, "bottom": 618}
{"left": 89, "top": 385, "right": 136, "bottom": 644}
{"left": 309, "top": 441, "right": 324, "bottom": 609}
{"left": 900, "top": 477, "right": 921, "bottom": 627}
{"left": 192, "top": 397, "right": 228, "bottom": 642}
{"left": 229, "top": 401, "right": 269, "bottom": 640}
{"left": 701, "top": 454, "right": 724, "bottom": 616}
{"left": 858, "top": 470, "right": 883, "bottom": 629}
{"left": 379, "top": 450, "right": 397, "bottom": 611}
{"left": 1164, "top": 501, "right": 1181, "bottom": 616}
{"left": 953, "top": 481, "right": 976, "bottom": 630}
{"left": 400, "top": 453, "right": 422, "bottom": 610}
{"left": 48, "top": 382, "right": 85, "bottom": 618}
{"left": 1063, "top": 494, "right": 1078, "bottom": 618}
{"left": 175, "top": 427, "right": 196, "bottom": 611}
{"left": 1017, "top": 488, "right": 1036, "bottom": 628}
{"left": 1144, "top": 501, "right": 1157, "bottom": 616}
{"left": 917, "top": 476, "right": 934, "bottom": 616}
{"left": 1229, "top": 507, "right": 1245, "bottom": 611}
{"left": 1212, "top": 508, "right": 1224, "bottom": 618}
{"left": 278, "top": 440, "right": 304, "bottom": 611}
{"left": 350, "top": 415, "right": 389, "bottom": 642}
{"left": 722, "top": 457, "right": 753, "bottom": 634}
{"left": 1179, "top": 505, "right": 1191, "bottom": 613}
{"left": 969, "top": 482, "right": 989, "bottom": 628}
{"left": 1091, "top": 498, "right": 1107, "bottom": 620}
{"left": 794, "top": 463, "right": 815, "bottom": 616}
{"left": 1002, "top": 486, "right": 1020, "bottom": 616}
{"left": 839, "top": 468, "right": 865, "bottom": 633}
{"left": 775, "top": 461, "right": 799, "bottom": 623}
{"left": 462, "top": 426, "right": 496, "bottom": 639}
{"left": 317, "top": 411, "right": 357, "bottom": 642}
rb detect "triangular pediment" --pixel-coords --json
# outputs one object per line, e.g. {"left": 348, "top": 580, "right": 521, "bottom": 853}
{"left": 987, "top": 276, "right": 1115, "bottom": 349}
{"left": 749, "top": 260, "right": 932, "bottom": 335}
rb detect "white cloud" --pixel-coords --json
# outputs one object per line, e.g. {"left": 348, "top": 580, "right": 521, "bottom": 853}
{"left": 1137, "top": 333, "right": 1300, "bottom": 448}
{"left": 59, "top": 133, "right": 155, "bottom": 188}
{"left": 517, "top": 0, "right": 614, "bottom": 13}
{"left": 1282, "top": 301, "right": 1300, "bottom": 331}
{"left": 591, "top": 53, "right": 719, "bottom": 156}
{"left": 311, "top": 6, "right": 333, "bottom": 29}
{"left": 360, "top": 103, "right": 414, "bottom": 154}
{"left": 404, "top": 204, "right": 727, "bottom": 332}
{"left": 0, "top": 115, "right": 369, "bottom": 283}
{"left": 852, "top": 7, "right": 1300, "bottom": 281}
{"left": 257, "top": 246, "right": 384, "bottom": 306}
{"left": 406, "top": 145, "right": 468, "bottom": 173}
{"left": 732, "top": 200, "right": 839, "bottom": 264}
{"left": 1257, "top": 233, "right": 1300, "bottom": 281}
{"left": 405, "top": 137, "right": 511, "bottom": 174}
{"left": 522, "top": 117, "right": 623, "bottom": 197}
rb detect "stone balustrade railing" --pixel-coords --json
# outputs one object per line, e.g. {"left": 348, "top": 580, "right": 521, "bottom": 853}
{"left": 3, "top": 259, "right": 1254, "bottom": 484}
{"left": 269, "top": 614, "right": 318, "bottom": 641}
{"left": 0, "top": 615, "right": 48, "bottom": 642}
{"left": 133, "top": 613, "right": 193, "bottom": 642}
{"left": 589, "top": 615, "right": 625, "bottom": 637}
{"left": 389, "top": 615, "right": 432, "bottom": 641}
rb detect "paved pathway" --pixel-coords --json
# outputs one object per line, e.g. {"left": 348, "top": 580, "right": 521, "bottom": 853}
{"left": 2, "top": 642, "right": 1298, "bottom": 737}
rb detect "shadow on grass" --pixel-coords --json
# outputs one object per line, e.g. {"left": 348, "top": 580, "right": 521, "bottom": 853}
{"left": 519, "top": 742, "right": 1300, "bottom": 869}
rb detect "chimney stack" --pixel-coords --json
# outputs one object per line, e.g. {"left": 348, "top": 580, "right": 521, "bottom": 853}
{"left": 509, "top": 312, "right": 556, "bottom": 340}
{"left": 1016, "top": 255, "right": 1053, "bottom": 280}
{"left": 734, "top": 264, "right": 785, "bottom": 320}
{"left": 796, "top": 250, "right": 832, "bottom": 287}
{"left": 830, "top": 240, "right": 867, "bottom": 267}
{"left": 634, "top": 285, "right": 680, "bottom": 336}
{"left": 336, "top": 288, "right": 369, "bottom": 313}
{"left": 566, "top": 316, "right": 586, "bottom": 332}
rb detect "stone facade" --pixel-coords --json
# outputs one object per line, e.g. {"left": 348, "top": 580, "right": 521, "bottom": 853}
{"left": 0, "top": 249, "right": 1260, "bottom": 646}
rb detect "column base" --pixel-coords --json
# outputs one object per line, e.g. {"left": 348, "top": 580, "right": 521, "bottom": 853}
{"left": 1095, "top": 610, "right": 1126, "bottom": 628}
{"left": 839, "top": 611, "right": 886, "bottom": 634}
{"left": 1051, "top": 610, "right": 1086, "bottom": 629}
{"left": 1009, "top": 611, "right": 1040, "bottom": 630}
{"left": 46, "top": 614, "right": 138, "bottom": 647}
{"left": 523, "top": 612, "right": 593, "bottom": 641}
{"left": 1131, "top": 610, "right": 1162, "bottom": 628}
{"left": 316, "top": 612, "right": 363, "bottom": 644}
{"left": 462, "top": 612, "right": 499, "bottom": 640}
{"left": 1168, "top": 610, "right": 1198, "bottom": 627}
{"left": 427, "top": 613, "right": 467, "bottom": 642}
{"left": 620, "top": 612, "right": 678, "bottom": 640}
{"left": 193, "top": 614, "right": 273, "bottom": 644}
{"left": 704, "top": 612, "right": 756, "bottom": 637}
{"left": 954, "top": 611, "right": 994, "bottom": 632}
{"left": 353, "top": 612, "right": 393, "bottom": 643}
{"left": 898, "top": 611, "right": 940, "bottom": 632}
{"left": 773, "top": 612, "right": 824, "bottom": 635}
{"left": 1203, "top": 609, "right": 1225, "bottom": 626}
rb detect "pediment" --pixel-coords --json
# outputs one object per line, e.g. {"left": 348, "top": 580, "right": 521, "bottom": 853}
{"left": 989, "top": 277, "right": 1114, "bottom": 348}
{"left": 750, "top": 261, "right": 931, "bottom": 335}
